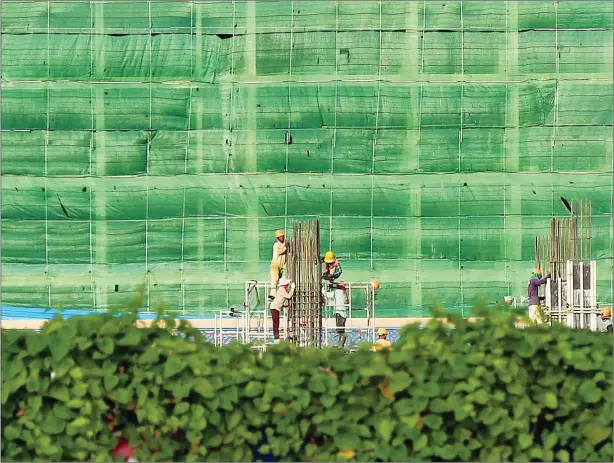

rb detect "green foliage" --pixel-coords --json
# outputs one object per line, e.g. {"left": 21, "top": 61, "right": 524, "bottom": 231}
{"left": 1, "top": 307, "right": 612, "bottom": 462}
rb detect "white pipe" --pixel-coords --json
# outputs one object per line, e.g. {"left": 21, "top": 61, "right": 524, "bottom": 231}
{"left": 580, "top": 262, "right": 585, "bottom": 329}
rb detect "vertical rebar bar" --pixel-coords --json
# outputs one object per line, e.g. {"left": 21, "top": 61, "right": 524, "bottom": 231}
{"left": 536, "top": 199, "right": 592, "bottom": 282}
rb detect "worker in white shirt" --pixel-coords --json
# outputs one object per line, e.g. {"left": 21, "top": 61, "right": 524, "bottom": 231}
{"left": 269, "top": 276, "right": 295, "bottom": 343}
{"left": 372, "top": 328, "right": 392, "bottom": 351}
{"left": 270, "top": 230, "right": 289, "bottom": 300}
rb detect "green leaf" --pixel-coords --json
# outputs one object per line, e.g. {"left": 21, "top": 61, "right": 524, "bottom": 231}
{"left": 66, "top": 416, "right": 90, "bottom": 436}
{"left": 335, "top": 432, "right": 360, "bottom": 450}
{"left": 518, "top": 434, "right": 532, "bottom": 450}
{"left": 99, "top": 321, "right": 121, "bottom": 336}
{"left": 543, "top": 432, "right": 558, "bottom": 449}
{"left": 377, "top": 419, "right": 394, "bottom": 441}
{"left": 423, "top": 414, "right": 443, "bottom": 429}
{"left": 4, "top": 425, "right": 20, "bottom": 440}
{"left": 163, "top": 356, "right": 187, "bottom": 378}
{"left": 556, "top": 449, "right": 570, "bottom": 462}
{"left": 175, "top": 402, "right": 190, "bottom": 415}
{"left": 26, "top": 333, "right": 48, "bottom": 355}
{"left": 66, "top": 399, "right": 84, "bottom": 409}
{"left": 194, "top": 379, "right": 215, "bottom": 399}
{"left": 114, "top": 388, "right": 133, "bottom": 404}
{"left": 138, "top": 347, "right": 161, "bottom": 364}
{"left": 26, "top": 375, "right": 41, "bottom": 393}
{"left": 543, "top": 392, "right": 558, "bottom": 409}
{"left": 52, "top": 404, "right": 74, "bottom": 420}
{"left": 578, "top": 381, "right": 601, "bottom": 404}
{"left": 389, "top": 372, "right": 411, "bottom": 393}
{"left": 96, "top": 337, "right": 115, "bottom": 356}
{"left": 103, "top": 375, "right": 119, "bottom": 392}
{"left": 580, "top": 422, "right": 611, "bottom": 446}
{"left": 49, "top": 337, "right": 72, "bottom": 363}
{"left": 41, "top": 415, "right": 66, "bottom": 435}
{"left": 244, "top": 381, "right": 263, "bottom": 398}
{"left": 48, "top": 385, "right": 70, "bottom": 402}
{"left": 117, "top": 329, "right": 143, "bottom": 347}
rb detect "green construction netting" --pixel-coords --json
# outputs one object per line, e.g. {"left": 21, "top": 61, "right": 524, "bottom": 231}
{"left": 1, "top": 1, "right": 613, "bottom": 317}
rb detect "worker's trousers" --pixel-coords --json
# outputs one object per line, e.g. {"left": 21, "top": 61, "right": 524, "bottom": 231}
{"left": 528, "top": 305, "right": 543, "bottom": 324}
{"left": 270, "top": 264, "right": 282, "bottom": 296}
{"left": 271, "top": 309, "right": 280, "bottom": 339}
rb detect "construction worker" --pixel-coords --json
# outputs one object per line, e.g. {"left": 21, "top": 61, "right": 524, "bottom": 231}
{"left": 269, "top": 276, "right": 295, "bottom": 343}
{"left": 322, "top": 251, "right": 342, "bottom": 282}
{"left": 600, "top": 307, "right": 612, "bottom": 333}
{"left": 322, "top": 251, "right": 347, "bottom": 347}
{"left": 373, "top": 328, "right": 392, "bottom": 351}
{"left": 528, "top": 268, "right": 550, "bottom": 324}
{"left": 270, "top": 230, "right": 289, "bottom": 300}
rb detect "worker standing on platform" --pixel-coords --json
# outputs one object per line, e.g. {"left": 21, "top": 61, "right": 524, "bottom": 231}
{"left": 270, "top": 276, "right": 295, "bottom": 343}
{"left": 528, "top": 268, "right": 550, "bottom": 324}
{"left": 599, "top": 307, "right": 612, "bottom": 333}
{"left": 373, "top": 328, "right": 392, "bottom": 351}
{"left": 322, "top": 251, "right": 347, "bottom": 348}
{"left": 270, "top": 230, "right": 289, "bottom": 300}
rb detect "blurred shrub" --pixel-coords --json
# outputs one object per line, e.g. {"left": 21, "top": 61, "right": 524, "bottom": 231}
{"left": 1, "top": 307, "right": 612, "bottom": 462}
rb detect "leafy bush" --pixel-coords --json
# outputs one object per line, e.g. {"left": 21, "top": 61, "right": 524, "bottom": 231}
{"left": 1, "top": 309, "right": 612, "bottom": 462}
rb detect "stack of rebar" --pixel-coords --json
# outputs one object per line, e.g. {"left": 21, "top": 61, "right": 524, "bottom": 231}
{"left": 287, "top": 219, "right": 322, "bottom": 348}
{"left": 534, "top": 199, "right": 592, "bottom": 280}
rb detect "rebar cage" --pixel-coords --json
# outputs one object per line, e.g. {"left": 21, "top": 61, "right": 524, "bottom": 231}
{"left": 545, "top": 260, "right": 599, "bottom": 330}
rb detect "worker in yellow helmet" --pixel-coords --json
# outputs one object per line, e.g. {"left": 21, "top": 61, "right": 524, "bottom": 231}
{"left": 321, "top": 251, "right": 347, "bottom": 347}
{"left": 270, "top": 230, "right": 289, "bottom": 300}
{"left": 322, "top": 251, "right": 342, "bottom": 282}
{"left": 372, "top": 328, "right": 392, "bottom": 351}
{"left": 600, "top": 307, "right": 612, "bottom": 333}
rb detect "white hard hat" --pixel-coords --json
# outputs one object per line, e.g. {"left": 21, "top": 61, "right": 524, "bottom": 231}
{"left": 278, "top": 277, "right": 291, "bottom": 286}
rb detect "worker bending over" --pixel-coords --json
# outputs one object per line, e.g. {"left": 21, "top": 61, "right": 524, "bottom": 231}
{"left": 322, "top": 251, "right": 348, "bottom": 348}
{"left": 600, "top": 307, "right": 612, "bottom": 333}
{"left": 373, "top": 328, "right": 392, "bottom": 351}
{"left": 528, "top": 268, "right": 550, "bottom": 324}
{"left": 269, "top": 277, "right": 295, "bottom": 343}
{"left": 270, "top": 230, "right": 289, "bottom": 300}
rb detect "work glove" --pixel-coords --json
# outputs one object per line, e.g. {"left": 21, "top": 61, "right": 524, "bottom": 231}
{"left": 546, "top": 273, "right": 552, "bottom": 279}
{"left": 290, "top": 282, "right": 296, "bottom": 290}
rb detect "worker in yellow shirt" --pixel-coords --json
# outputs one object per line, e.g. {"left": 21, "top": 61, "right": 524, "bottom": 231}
{"left": 270, "top": 230, "right": 289, "bottom": 299}
{"left": 372, "top": 328, "right": 392, "bottom": 351}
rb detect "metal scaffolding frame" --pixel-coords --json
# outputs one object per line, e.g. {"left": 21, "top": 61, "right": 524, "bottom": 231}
{"left": 545, "top": 260, "right": 599, "bottom": 330}
{"left": 321, "top": 281, "right": 377, "bottom": 347}
{"left": 213, "top": 308, "right": 243, "bottom": 347}
{"left": 242, "top": 279, "right": 288, "bottom": 349}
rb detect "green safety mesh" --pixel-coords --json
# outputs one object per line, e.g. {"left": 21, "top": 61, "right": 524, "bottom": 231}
{"left": 1, "top": 1, "right": 613, "bottom": 317}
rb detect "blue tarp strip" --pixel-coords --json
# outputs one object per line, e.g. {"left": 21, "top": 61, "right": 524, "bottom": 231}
{"left": 1, "top": 306, "right": 214, "bottom": 321}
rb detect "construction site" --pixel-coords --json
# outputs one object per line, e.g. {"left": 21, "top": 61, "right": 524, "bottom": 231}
{"left": 1, "top": 1, "right": 613, "bottom": 349}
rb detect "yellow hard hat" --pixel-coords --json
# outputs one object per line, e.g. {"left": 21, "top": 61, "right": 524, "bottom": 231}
{"left": 324, "top": 251, "right": 335, "bottom": 263}
{"left": 275, "top": 229, "right": 285, "bottom": 238}
{"left": 603, "top": 307, "right": 611, "bottom": 318}
{"left": 377, "top": 328, "right": 387, "bottom": 336}
{"left": 373, "top": 280, "right": 380, "bottom": 290}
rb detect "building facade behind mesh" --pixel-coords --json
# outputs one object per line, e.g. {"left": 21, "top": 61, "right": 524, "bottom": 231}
{"left": 1, "top": 1, "right": 613, "bottom": 316}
